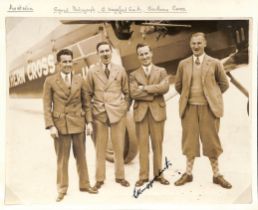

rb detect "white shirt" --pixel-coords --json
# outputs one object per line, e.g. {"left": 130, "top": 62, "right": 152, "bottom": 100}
{"left": 102, "top": 63, "right": 111, "bottom": 71}
{"left": 193, "top": 53, "right": 205, "bottom": 65}
{"left": 61, "top": 72, "right": 71, "bottom": 85}
{"left": 142, "top": 64, "right": 153, "bottom": 76}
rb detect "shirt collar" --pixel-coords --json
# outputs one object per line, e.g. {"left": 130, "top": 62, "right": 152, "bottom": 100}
{"left": 61, "top": 72, "right": 71, "bottom": 81}
{"left": 102, "top": 63, "right": 111, "bottom": 70}
{"left": 142, "top": 63, "right": 153, "bottom": 71}
{"left": 193, "top": 53, "right": 205, "bottom": 64}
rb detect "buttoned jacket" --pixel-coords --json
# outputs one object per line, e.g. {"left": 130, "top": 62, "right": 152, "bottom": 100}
{"left": 43, "top": 73, "right": 87, "bottom": 134}
{"left": 85, "top": 62, "right": 129, "bottom": 124}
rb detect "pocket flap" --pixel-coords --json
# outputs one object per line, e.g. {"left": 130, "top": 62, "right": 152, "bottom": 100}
{"left": 133, "top": 102, "right": 139, "bottom": 109}
{"left": 53, "top": 112, "right": 61, "bottom": 118}
{"left": 159, "top": 102, "right": 166, "bottom": 107}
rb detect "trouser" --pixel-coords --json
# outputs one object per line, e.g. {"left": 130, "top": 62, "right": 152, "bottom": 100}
{"left": 135, "top": 110, "right": 165, "bottom": 180}
{"left": 93, "top": 115, "right": 126, "bottom": 181}
{"left": 54, "top": 132, "right": 90, "bottom": 194}
{"left": 181, "top": 104, "right": 223, "bottom": 158}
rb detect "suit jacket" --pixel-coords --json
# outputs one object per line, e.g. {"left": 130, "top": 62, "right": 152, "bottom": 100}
{"left": 43, "top": 72, "right": 87, "bottom": 134}
{"left": 175, "top": 54, "right": 229, "bottom": 118}
{"left": 129, "top": 65, "right": 169, "bottom": 122}
{"left": 85, "top": 62, "right": 129, "bottom": 124}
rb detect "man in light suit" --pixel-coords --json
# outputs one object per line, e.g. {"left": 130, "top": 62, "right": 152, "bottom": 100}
{"left": 129, "top": 43, "right": 170, "bottom": 187}
{"left": 43, "top": 49, "right": 97, "bottom": 202}
{"left": 174, "top": 32, "right": 232, "bottom": 189}
{"left": 85, "top": 41, "right": 130, "bottom": 190}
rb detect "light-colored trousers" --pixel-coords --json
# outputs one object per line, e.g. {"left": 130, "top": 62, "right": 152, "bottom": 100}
{"left": 135, "top": 110, "right": 165, "bottom": 180}
{"left": 93, "top": 115, "right": 126, "bottom": 182}
{"left": 181, "top": 104, "right": 223, "bottom": 158}
{"left": 54, "top": 132, "right": 90, "bottom": 194}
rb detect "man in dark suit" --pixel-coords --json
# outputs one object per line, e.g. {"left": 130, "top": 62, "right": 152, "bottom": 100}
{"left": 43, "top": 49, "right": 97, "bottom": 202}
{"left": 85, "top": 41, "right": 130, "bottom": 190}
{"left": 129, "top": 43, "right": 170, "bottom": 187}
{"left": 174, "top": 32, "right": 232, "bottom": 189}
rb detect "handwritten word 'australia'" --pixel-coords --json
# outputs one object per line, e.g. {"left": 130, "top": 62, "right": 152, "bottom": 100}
{"left": 9, "top": 4, "right": 33, "bottom": 12}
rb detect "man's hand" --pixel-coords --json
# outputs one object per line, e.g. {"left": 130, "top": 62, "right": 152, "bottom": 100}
{"left": 50, "top": 126, "right": 59, "bottom": 139}
{"left": 86, "top": 123, "right": 93, "bottom": 136}
{"left": 138, "top": 85, "right": 145, "bottom": 91}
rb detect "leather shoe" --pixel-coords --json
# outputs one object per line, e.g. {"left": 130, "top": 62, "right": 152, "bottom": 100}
{"left": 213, "top": 175, "right": 232, "bottom": 189}
{"left": 93, "top": 181, "right": 104, "bottom": 190}
{"left": 155, "top": 177, "right": 170, "bottom": 185}
{"left": 174, "top": 173, "right": 193, "bottom": 186}
{"left": 115, "top": 179, "right": 130, "bottom": 187}
{"left": 135, "top": 179, "right": 149, "bottom": 187}
{"left": 80, "top": 187, "right": 98, "bottom": 194}
{"left": 56, "top": 192, "right": 66, "bottom": 202}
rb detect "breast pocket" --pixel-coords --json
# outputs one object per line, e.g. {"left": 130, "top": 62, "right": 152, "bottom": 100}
{"left": 111, "top": 78, "right": 121, "bottom": 88}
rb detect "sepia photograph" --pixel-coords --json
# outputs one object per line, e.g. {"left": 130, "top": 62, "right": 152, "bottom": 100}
{"left": 5, "top": 17, "right": 253, "bottom": 207}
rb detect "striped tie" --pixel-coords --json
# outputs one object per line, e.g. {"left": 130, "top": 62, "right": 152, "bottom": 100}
{"left": 195, "top": 56, "right": 200, "bottom": 65}
{"left": 105, "top": 65, "right": 110, "bottom": 79}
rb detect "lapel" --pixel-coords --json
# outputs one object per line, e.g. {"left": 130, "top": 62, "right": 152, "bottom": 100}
{"left": 148, "top": 65, "right": 159, "bottom": 84}
{"left": 95, "top": 63, "right": 108, "bottom": 84}
{"left": 201, "top": 55, "right": 211, "bottom": 82}
{"left": 106, "top": 63, "right": 119, "bottom": 89}
{"left": 185, "top": 56, "right": 193, "bottom": 87}
{"left": 66, "top": 75, "right": 81, "bottom": 104}
{"left": 55, "top": 73, "right": 71, "bottom": 97}
{"left": 135, "top": 67, "right": 148, "bottom": 85}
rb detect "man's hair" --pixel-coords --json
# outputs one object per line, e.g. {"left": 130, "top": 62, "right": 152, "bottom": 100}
{"left": 136, "top": 43, "right": 152, "bottom": 54}
{"left": 96, "top": 41, "right": 112, "bottom": 51}
{"left": 56, "top": 49, "right": 73, "bottom": 62}
{"left": 190, "top": 32, "right": 207, "bottom": 41}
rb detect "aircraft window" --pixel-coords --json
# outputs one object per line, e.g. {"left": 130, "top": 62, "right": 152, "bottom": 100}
{"left": 240, "top": 27, "right": 245, "bottom": 41}
{"left": 236, "top": 30, "right": 240, "bottom": 44}
{"left": 81, "top": 66, "right": 88, "bottom": 79}
{"left": 70, "top": 45, "right": 81, "bottom": 59}
{"left": 80, "top": 34, "right": 102, "bottom": 55}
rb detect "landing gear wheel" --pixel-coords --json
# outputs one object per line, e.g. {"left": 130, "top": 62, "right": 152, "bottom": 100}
{"left": 91, "top": 111, "right": 138, "bottom": 164}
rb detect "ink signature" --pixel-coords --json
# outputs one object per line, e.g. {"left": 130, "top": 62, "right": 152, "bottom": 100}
{"left": 133, "top": 156, "right": 172, "bottom": 198}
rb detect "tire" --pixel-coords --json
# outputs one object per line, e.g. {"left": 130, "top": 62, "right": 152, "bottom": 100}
{"left": 91, "top": 110, "right": 138, "bottom": 164}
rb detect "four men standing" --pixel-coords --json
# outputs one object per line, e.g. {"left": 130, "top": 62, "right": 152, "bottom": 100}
{"left": 43, "top": 32, "right": 232, "bottom": 202}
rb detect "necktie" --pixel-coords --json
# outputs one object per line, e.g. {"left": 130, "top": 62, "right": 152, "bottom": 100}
{"left": 145, "top": 66, "right": 150, "bottom": 77}
{"left": 105, "top": 65, "right": 110, "bottom": 79}
{"left": 64, "top": 74, "right": 70, "bottom": 87}
{"left": 195, "top": 56, "right": 200, "bottom": 65}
